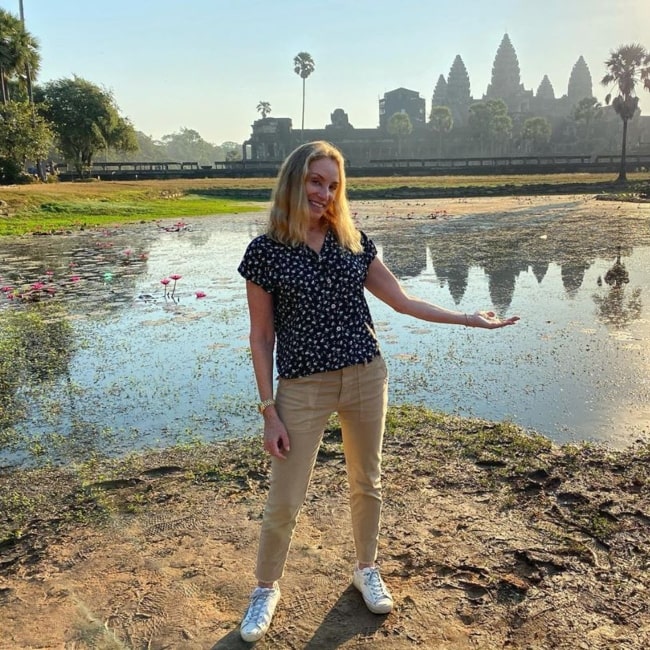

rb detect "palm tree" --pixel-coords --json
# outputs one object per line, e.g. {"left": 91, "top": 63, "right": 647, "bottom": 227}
{"left": 256, "top": 101, "right": 271, "bottom": 119}
{"left": 0, "top": 8, "right": 40, "bottom": 104}
{"left": 601, "top": 43, "right": 650, "bottom": 183}
{"left": 293, "top": 52, "right": 315, "bottom": 139}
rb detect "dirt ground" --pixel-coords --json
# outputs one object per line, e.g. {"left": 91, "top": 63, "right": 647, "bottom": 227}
{"left": 1, "top": 195, "right": 649, "bottom": 649}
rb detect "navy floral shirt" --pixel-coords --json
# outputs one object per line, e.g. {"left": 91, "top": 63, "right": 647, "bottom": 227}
{"left": 238, "top": 229, "right": 380, "bottom": 379}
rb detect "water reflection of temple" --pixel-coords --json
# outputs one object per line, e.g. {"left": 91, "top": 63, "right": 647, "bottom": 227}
{"left": 375, "top": 232, "right": 528, "bottom": 311}
{"left": 372, "top": 222, "right": 644, "bottom": 318}
{"left": 561, "top": 260, "right": 591, "bottom": 297}
{"left": 380, "top": 243, "right": 428, "bottom": 280}
{"left": 432, "top": 263, "right": 469, "bottom": 305}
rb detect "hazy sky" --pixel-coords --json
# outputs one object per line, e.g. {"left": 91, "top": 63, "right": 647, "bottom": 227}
{"left": 15, "top": 0, "right": 650, "bottom": 145}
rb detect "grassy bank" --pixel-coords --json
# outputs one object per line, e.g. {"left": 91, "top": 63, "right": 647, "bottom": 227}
{"left": 1, "top": 171, "right": 649, "bottom": 236}
{"left": 0, "top": 179, "right": 264, "bottom": 236}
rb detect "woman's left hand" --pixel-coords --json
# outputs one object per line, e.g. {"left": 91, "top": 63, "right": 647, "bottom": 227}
{"left": 469, "top": 311, "right": 520, "bottom": 329}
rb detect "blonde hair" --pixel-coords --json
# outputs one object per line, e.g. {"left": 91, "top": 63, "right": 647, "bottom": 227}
{"left": 267, "top": 141, "right": 362, "bottom": 253}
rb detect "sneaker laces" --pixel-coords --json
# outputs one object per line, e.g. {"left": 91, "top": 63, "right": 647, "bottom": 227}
{"left": 363, "top": 568, "right": 389, "bottom": 601}
{"left": 243, "top": 587, "right": 276, "bottom": 626}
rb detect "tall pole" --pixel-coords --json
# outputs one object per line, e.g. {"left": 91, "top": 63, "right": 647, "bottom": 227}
{"left": 301, "top": 78, "right": 305, "bottom": 142}
{"left": 19, "top": 0, "right": 46, "bottom": 180}
{"left": 18, "top": 0, "right": 33, "bottom": 104}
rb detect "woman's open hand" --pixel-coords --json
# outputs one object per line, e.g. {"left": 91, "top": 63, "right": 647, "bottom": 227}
{"left": 469, "top": 311, "right": 520, "bottom": 329}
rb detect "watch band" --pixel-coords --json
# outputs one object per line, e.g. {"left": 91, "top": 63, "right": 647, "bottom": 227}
{"left": 258, "top": 398, "right": 275, "bottom": 414}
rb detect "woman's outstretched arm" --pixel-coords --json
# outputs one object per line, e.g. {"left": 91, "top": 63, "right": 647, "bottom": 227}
{"left": 364, "top": 257, "right": 519, "bottom": 329}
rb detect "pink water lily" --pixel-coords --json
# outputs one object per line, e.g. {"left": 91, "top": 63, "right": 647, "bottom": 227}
{"left": 195, "top": 291, "right": 206, "bottom": 299}
{"left": 160, "top": 277, "right": 171, "bottom": 297}
{"left": 169, "top": 274, "right": 182, "bottom": 298}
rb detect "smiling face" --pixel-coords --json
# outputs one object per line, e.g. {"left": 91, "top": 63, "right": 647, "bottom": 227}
{"left": 305, "top": 157, "right": 340, "bottom": 223}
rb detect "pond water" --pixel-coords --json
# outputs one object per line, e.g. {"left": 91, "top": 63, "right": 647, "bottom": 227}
{"left": 1, "top": 197, "right": 649, "bottom": 468}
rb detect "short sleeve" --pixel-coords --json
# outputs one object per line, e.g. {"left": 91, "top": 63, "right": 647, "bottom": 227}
{"left": 237, "top": 235, "right": 275, "bottom": 293}
{"left": 360, "top": 231, "right": 377, "bottom": 266}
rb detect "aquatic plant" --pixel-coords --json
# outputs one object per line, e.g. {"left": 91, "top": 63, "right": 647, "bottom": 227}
{"left": 169, "top": 274, "right": 182, "bottom": 299}
{"left": 0, "top": 303, "right": 74, "bottom": 433}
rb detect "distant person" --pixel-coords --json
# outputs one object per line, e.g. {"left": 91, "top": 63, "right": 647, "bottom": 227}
{"left": 237, "top": 140, "right": 519, "bottom": 642}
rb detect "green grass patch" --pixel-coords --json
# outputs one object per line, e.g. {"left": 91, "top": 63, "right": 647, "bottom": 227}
{"left": 38, "top": 200, "right": 147, "bottom": 215}
{"left": 383, "top": 404, "right": 553, "bottom": 478}
{"left": 0, "top": 195, "right": 263, "bottom": 236}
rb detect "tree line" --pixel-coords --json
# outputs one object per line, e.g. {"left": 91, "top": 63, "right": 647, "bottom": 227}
{"left": 0, "top": 8, "right": 238, "bottom": 182}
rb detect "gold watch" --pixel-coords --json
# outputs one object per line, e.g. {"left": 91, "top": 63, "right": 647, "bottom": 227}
{"left": 258, "top": 398, "right": 275, "bottom": 414}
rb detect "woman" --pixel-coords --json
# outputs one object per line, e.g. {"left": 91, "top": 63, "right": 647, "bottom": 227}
{"left": 237, "top": 141, "right": 519, "bottom": 642}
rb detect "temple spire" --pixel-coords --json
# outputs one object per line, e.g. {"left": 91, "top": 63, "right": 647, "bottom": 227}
{"left": 446, "top": 55, "right": 471, "bottom": 125}
{"left": 567, "top": 56, "right": 594, "bottom": 105}
{"left": 537, "top": 75, "right": 555, "bottom": 101}
{"left": 431, "top": 74, "right": 448, "bottom": 107}
{"left": 486, "top": 34, "right": 521, "bottom": 101}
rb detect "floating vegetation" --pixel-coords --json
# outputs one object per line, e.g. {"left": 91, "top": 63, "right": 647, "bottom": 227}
{"left": 0, "top": 303, "right": 74, "bottom": 431}
{"left": 39, "top": 200, "right": 150, "bottom": 215}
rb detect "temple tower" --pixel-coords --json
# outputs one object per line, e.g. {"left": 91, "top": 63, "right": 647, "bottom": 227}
{"left": 534, "top": 75, "right": 556, "bottom": 114}
{"left": 446, "top": 55, "right": 471, "bottom": 125}
{"left": 431, "top": 74, "right": 448, "bottom": 109}
{"left": 567, "top": 56, "right": 594, "bottom": 106}
{"left": 485, "top": 34, "right": 532, "bottom": 113}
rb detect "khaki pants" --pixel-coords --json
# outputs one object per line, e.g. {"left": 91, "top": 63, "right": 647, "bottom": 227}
{"left": 255, "top": 355, "right": 389, "bottom": 583}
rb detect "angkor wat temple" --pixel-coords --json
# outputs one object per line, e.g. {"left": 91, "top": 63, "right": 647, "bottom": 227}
{"left": 244, "top": 34, "right": 650, "bottom": 165}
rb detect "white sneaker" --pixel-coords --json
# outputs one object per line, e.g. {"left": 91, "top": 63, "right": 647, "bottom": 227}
{"left": 352, "top": 566, "right": 393, "bottom": 614}
{"left": 240, "top": 583, "right": 281, "bottom": 642}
